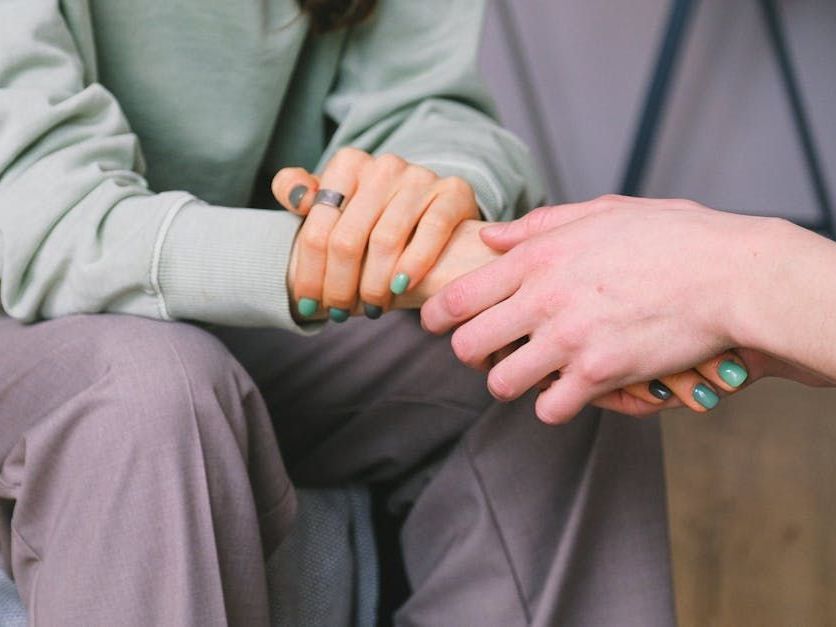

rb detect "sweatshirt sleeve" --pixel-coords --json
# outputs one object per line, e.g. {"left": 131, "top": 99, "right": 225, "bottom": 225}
{"left": 0, "top": 0, "right": 306, "bottom": 330}
{"left": 320, "top": 0, "right": 545, "bottom": 222}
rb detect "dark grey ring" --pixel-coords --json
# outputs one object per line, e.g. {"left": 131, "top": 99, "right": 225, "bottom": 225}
{"left": 313, "top": 189, "right": 345, "bottom": 210}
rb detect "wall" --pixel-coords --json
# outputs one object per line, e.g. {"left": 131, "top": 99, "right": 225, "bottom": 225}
{"left": 479, "top": 0, "right": 836, "bottom": 226}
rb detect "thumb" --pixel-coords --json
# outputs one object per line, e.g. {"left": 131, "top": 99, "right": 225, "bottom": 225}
{"left": 480, "top": 201, "right": 604, "bottom": 251}
{"left": 271, "top": 167, "right": 320, "bottom": 216}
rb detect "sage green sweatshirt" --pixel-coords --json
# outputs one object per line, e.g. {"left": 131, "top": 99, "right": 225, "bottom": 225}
{"left": 0, "top": 0, "right": 543, "bottom": 330}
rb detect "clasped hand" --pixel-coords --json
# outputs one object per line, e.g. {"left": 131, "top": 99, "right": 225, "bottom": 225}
{"left": 275, "top": 154, "right": 772, "bottom": 422}
{"left": 274, "top": 147, "right": 481, "bottom": 321}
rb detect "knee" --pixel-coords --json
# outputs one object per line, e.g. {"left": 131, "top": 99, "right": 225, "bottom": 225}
{"left": 56, "top": 315, "right": 260, "bottom": 458}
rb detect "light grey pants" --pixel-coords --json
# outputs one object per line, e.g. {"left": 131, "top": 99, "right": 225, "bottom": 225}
{"left": 0, "top": 312, "right": 676, "bottom": 626}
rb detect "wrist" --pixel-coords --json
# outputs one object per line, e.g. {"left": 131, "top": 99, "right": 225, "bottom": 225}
{"left": 725, "top": 216, "right": 799, "bottom": 350}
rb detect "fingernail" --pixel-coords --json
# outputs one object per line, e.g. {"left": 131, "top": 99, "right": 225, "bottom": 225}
{"left": 328, "top": 307, "right": 350, "bottom": 323}
{"left": 390, "top": 273, "right": 410, "bottom": 295}
{"left": 648, "top": 379, "right": 673, "bottom": 401}
{"left": 717, "top": 360, "right": 748, "bottom": 388}
{"left": 363, "top": 303, "right": 383, "bottom": 320}
{"left": 693, "top": 383, "right": 720, "bottom": 410}
{"left": 289, "top": 185, "right": 308, "bottom": 209}
{"left": 297, "top": 298, "right": 318, "bottom": 318}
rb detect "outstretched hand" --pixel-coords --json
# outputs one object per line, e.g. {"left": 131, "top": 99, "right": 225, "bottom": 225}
{"left": 422, "top": 195, "right": 824, "bottom": 423}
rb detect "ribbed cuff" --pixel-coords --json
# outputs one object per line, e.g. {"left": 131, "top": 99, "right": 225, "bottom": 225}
{"left": 156, "top": 201, "right": 319, "bottom": 332}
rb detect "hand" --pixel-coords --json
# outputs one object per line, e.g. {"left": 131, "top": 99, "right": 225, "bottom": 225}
{"left": 607, "top": 347, "right": 832, "bottom": 417}
{"left": 273, "top": 148, "right": 479, "bottom": 321}
{"left": 421, "top": 195, "right": 773, "bottom": 423}
{"left": 286, "top": 219, "right": 501, "bottom": 317}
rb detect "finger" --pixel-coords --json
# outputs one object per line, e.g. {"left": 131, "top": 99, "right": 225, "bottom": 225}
{"left": 485, "top": 339, "right": 527, "bottom": 372}
{"left": 695, "top": 352, "right": 750, "bottom": 393}
{"left": 485, "top": 336, "right": 563, "bottom": 403}
{"left": 620, "top": 380, "right": 685, "bottom": 408}
{"left": 272, "top": 167, "right": 320, "bottom": 216}
{"left": 479, "top": 194, "right": 676, "bottom": 251}
{"left": 359, "top": 177, "right": 434, "bottom": 311}
{"left": 534, "top": 372, "right": 600, "bottom": 425}
{"left": 592, "top": 387, "right": 682, "bottom": 417}
{"left": 659, "top": 370, "right": 722, "bottom": 413}
{"left": 292, "top": 150, "right": 369, "bottom": 318}
{"left": 450, "top": 295, "right": 534, "bottom": 371}
{"left": 321, "top": 161, "right": 403, "bottom": 311}
{"left": 420, "top": 251, "right": 523, "bottom": 334}
{"left": 393, "top": 181, "right": 478, "bottom": 292}
{"left": 479, "top": 199, "right": 611, "bottom": 251}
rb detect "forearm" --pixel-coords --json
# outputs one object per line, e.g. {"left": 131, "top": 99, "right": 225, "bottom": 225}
{"left": 731, "top": 218, "right": 836, "bottom": 381}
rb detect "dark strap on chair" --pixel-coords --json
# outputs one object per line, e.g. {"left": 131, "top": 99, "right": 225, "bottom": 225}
{"left": 620, "top": 0, "right": 834, "bottom": 237}
{"left": 619, "top": 0, "right": 699, "bottom": 197}
{"left": 758, "top": 0, "right": 834, "bottom": 235}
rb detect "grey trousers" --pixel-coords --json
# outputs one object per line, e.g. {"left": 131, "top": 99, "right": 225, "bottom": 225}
{"left": 0, "top": 312, "right": 676, "bottom": 626}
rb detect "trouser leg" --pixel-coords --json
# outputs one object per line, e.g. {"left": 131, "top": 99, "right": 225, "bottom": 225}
{"left": 0, "top": 315, "right": 293, "bottom": 626}
{"left": 398, "top": 403, "right": 675, "bottom": 627}
{"left": 213, "top": 311, "right": 676, "bottom": 627}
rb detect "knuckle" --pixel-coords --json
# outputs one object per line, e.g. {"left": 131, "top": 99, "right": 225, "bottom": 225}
{"left": 591, "top": 194, "right": 623, "bottom": 211}
{"left": 333, "top": 146, "right": 369, "bottom": 168}
{"left": 408, "top": 250, "right": 435, "bottom": 273}
{"left": 442, "top": 282, "right": 472, "bottom": 318}
{"left": 533, "top": 294, "right": 566, "bottom": 331}
{"left": 525, "top": 206, "right": 552, "bottom": 232}
{"left": 576, "top": 351, "right": 616, "bottom": 386}
{"left": 440, "top": 176, "right": 474, "bottom": 198}
{"left": 674, "top": 198, "right": 703, "bottom": 211}
{"left": 369, "top": 229, "right": 402, "bottom": 255}
{"left": 301, "top": 226, "right": 329, "bottom": 254}
{"left": 420, "top": 212, "right": 453, "bottom": 234}
{"left": 598, "top": 193, "right": 625, "bottom": 205}
{"left": 402, "top": 164, "right": 437, "bottom": 187}
{"left": 374, "top": 153, "right": 407, "bottom": 175}
{"left": 329, "top": 230, "right": 365, "bottom": 258}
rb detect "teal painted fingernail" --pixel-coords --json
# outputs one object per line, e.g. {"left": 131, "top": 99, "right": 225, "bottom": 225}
{"left": 329, "top": 307, "right": 350, "bottom": 323}
{"left": 717, "top": 360, "right": 748, "bottom": 388}
{"left": 363, "top": 303, "right": 383, "bottom": 319}
{"left": 390, "top": 273, "right": 410, "bottom": 295}
{"left": 297, "top": 298, "right": 318, "bottom": 318}
{"left": 289, "top": 185, "right": 307, "bottom": 209}
{"left": 693, "top": 384, "right": 720, "bottom": 410}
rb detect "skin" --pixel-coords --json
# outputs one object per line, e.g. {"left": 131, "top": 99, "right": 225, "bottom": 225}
{"left": 273, "top": 148, "right": 479, "bottom": 317}
{"left": 286, "top": 218, "right": 502, "bottom": 316}
{"left": 278, "top": 153, "right": 785, "bottom": 417}
{"left": 421, "top": 195, "right": 836, "bottom": 424}
{"left": 274, "top": 169, "right": 744, "bottom": 416}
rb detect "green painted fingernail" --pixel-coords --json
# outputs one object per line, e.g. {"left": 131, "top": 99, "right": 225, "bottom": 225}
{"left": 648, "top": 380, "right": 673, "bottom": 400}
{"left": 289, "top": 185, "right": 307, "bottom": 209}
{"left": 717, "top": 360, "right": 748, "bottom": 388}
{"left": 363, "top": 303, "right": 383, "bottom": 319}
{"left": 693, "top": 384, "right": 720, "bottom": 410}
{"left": 390, "top": 273, "right": 410, "bottom": 295}
{"left": 297, "top": 298, "right": 318, "bottom": 318}
{"left": 329, "top": 307, "right": 350, "bottom": 323}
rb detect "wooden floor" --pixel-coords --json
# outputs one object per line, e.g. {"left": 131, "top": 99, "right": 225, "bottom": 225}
{"left": 663, "top": 379, "right": 836, "bottom": 627}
